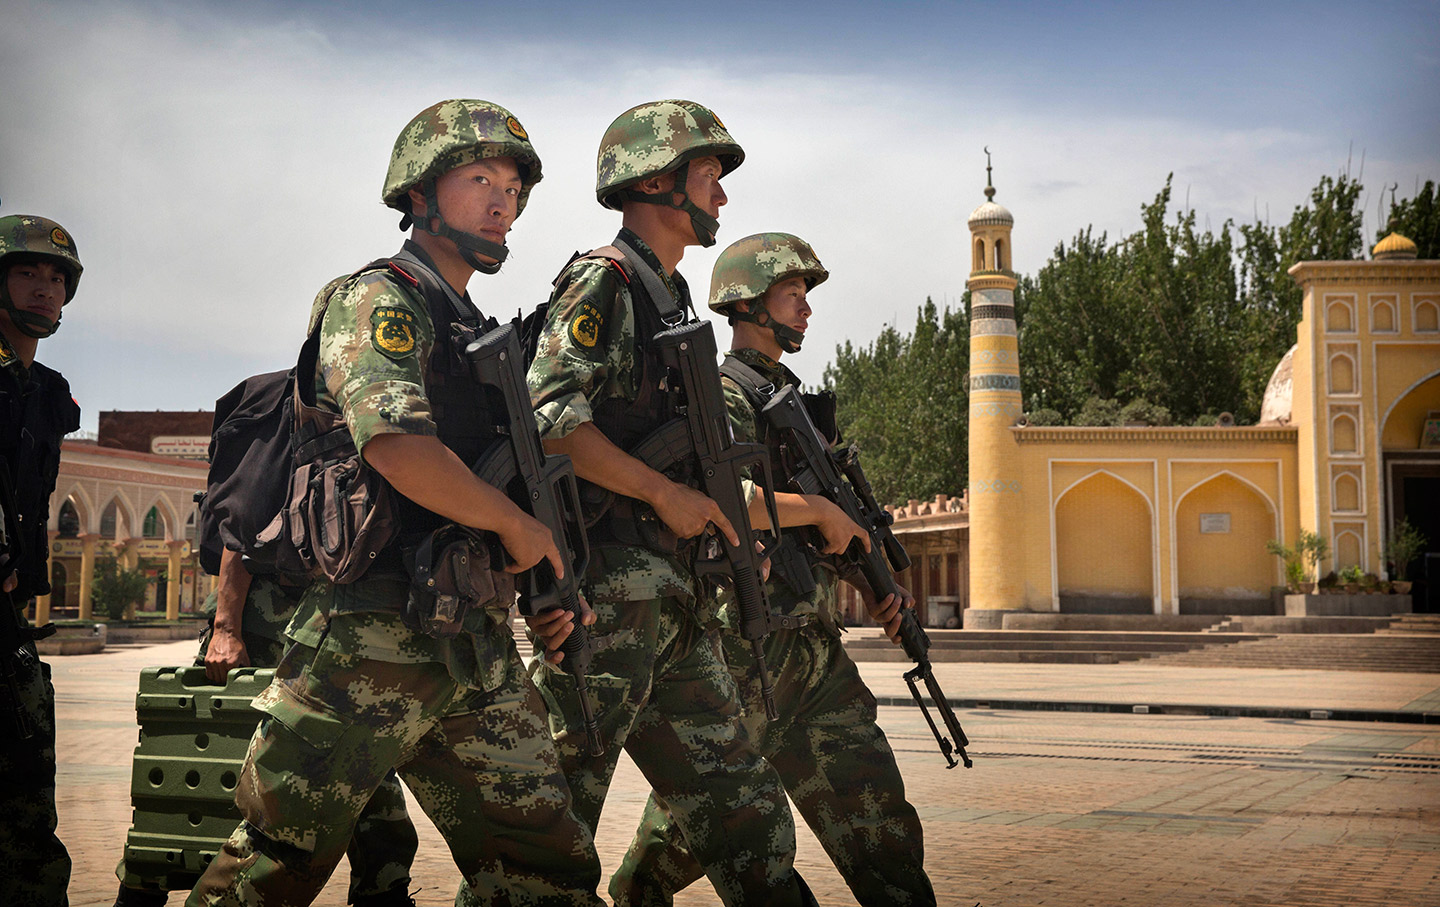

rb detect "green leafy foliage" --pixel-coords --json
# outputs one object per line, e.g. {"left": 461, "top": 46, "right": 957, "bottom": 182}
{"left": 823, "top": 170, "right": 1428, "bottom": 501}
{"left": 92, "top": 559, "right": 151, "bottom": 620}
{"left": 1377, "top": 180, "right": 1439, "bottom": 259}
{"left": 823, "top": 298, "right": 969, "bottom": 505}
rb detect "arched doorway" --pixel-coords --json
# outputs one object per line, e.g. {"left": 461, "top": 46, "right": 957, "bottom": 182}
{"left": 1175, "top": 473, "right": 1276, "bottom": 614}
{"left": 1055, "top": 472, "right": 1155, "bottom": 613}
{"left": 1382, "top": 372, "right": 1440, "bottom": 612}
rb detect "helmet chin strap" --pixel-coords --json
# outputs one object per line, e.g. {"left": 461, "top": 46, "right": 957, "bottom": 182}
{"left": 621, "top": 160, "right": 721, "bottom": 248}
{"left": 733, "top": 301, "right": 804, "bottom": 354}
{"left": 0, "top": 285, "right": 60, "bottom": 338}
{"left": 405, "top": 179, "right": 510, "bottom": 275}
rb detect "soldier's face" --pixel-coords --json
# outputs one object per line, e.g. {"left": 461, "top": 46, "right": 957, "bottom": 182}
{"left": 433, "top": 156, "right": 523, "bottom": 261}
{"left": 4, "top": 260, "right": 68, "bottom": 322}
{"left": 761, "top": 276, "right": 810, "bottom": 336}
{"left": 682, "top": 155, "right": 727, "bottom": 219}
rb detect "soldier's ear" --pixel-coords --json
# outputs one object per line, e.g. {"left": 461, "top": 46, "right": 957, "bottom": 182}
{"left": 632, "top": 173, "right": 673, "bottom": 197}
{"left": 407, "top": 186, "right": 427, "bottom": 218}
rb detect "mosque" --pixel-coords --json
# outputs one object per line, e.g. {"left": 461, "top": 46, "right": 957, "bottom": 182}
{"left": 961, "top": 177, "right": 1440, "bottom": 627}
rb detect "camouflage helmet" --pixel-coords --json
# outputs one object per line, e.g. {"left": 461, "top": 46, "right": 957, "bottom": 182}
{"left": 382, "top": 99, "right": 543, "bottom": 274}
{"left": 0, "top": 214, "right": 83, "bottom": 339}
{"left": 596, "top": 99, "right": 743, "bottom": 247}
{"left": 709, "top": 233, "right": 826, "bottom": 354}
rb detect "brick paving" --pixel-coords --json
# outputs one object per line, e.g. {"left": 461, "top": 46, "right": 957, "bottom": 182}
{"left": 54, "top": 640, "right": 1440, "bottom": 906}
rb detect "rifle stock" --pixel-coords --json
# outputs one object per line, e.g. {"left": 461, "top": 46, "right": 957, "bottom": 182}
{"left": 465, "top": 324, "right": 603, "bottom": 756}
{"left": 761, "top": 386, "right": 972, "bottom": 768}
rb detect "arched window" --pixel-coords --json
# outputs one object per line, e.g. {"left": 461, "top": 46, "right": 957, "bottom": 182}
{"left": 143, "top": 506, "right": 163, "bottom": 539}
{"left": 58, "top": 500, "right": 80, "bottom": 537}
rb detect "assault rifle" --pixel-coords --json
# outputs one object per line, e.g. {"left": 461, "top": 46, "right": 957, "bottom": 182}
{"left": 631, "top": 320, "right": 785, "bottom": 720}
{"left": 761, "top": 386, "right": 973, "bottom": 768}
{"left": 465, "top": 323, "right": 604, "bottom": 756}
{"left": 1, "top": 465, "right": 48, "bottom": 739}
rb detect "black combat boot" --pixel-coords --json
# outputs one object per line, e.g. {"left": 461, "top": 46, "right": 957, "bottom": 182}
{"left": 352, "top": 887, "right": 418, "bottom": 907}
{"left": 113, "top": 884, "right": 168, "bottom": 907}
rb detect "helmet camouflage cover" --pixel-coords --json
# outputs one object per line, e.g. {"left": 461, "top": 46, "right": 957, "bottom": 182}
{"left": 596, "top": 99, "right": 743, "bottom": 210}
{"left": 382, "top": 98, "right": 543, "bottom": 218}
{"left": 0, "top": 214, "right": 83, "bottom": 301}
{"left": 708, "top": 232, "right": 827, "bottom": 314}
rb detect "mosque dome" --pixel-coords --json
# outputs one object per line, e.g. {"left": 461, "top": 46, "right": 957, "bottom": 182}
{"left": 1258, "top": 344, "right": 1296, "bottom": 425}
{"left": 1373, "top": 231, "right": 1418, "bottom": 260}
{"left": 968, "top": 199, "right": 1014, "bottom": 228}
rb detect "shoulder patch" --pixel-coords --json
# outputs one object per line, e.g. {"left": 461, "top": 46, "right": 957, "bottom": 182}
{"left": 570, "top": 301, "right": 603, "bottom": 349}
{"left": 370, "top": 305, "right": 418, "bottom": 359}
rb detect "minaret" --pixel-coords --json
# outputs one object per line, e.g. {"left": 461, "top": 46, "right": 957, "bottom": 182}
{"left": 965, "top": 153, "right": 1025, "bottom": 622}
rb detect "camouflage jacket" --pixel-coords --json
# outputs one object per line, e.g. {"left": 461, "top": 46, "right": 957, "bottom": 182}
{"left": 287, "top": 244, "right": 514, "bottom": 691}
{"left": 527, "top": 230, "right": 697, "bottom": 603}
{"left": 720, "top": 348, "right": 840, "bottom": 632}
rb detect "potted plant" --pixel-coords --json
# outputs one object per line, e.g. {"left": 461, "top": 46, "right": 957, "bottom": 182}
{"left": 1338, "top": 564, "right": 1364, "bottom": 594}
{"left": 1266, "top": 539, "right": 1307, "bottom": 593}
{"left": 1385, "top": 518, "right": 1427, "bottom": 595}
{"left": 1298, "top": 530, "right": 1330, "bottom": 591}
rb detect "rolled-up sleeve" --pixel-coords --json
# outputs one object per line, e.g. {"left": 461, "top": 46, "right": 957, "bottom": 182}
{"left": 527, "top": 259, "right": 635, "bottom": 440}
{"left": 317, "top": 272, "right": 437, "bottom": 456}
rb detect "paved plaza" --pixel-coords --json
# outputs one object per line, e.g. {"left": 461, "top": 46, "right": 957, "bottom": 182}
{"left": 54, "top": 637, "right": 1440, "bottom": 906}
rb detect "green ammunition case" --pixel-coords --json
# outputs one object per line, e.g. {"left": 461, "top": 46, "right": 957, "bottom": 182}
{"left": 118, "top": 665, "right": 274, "bottom": 891}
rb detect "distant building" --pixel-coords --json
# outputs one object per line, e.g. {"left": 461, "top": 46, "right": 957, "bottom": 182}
{"left": 963, "top": 181, "right": 1439, "bottom": 626}
{"left": 39, "top": 415, "right": 212, "bottom": 624}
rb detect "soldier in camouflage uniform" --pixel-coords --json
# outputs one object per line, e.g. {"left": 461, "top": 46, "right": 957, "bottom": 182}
{"left": 610, "top": 233, "right": 937, "bottom": 906}
{"left": 115, "top": 547, "right": 420, "bottom": 906}
{"left": 0, "top": 214, "right": 81, "bottom": 907}
{"left": 526, "top": 101, "right": 816, "bottom": 906}
{"left": 187, "top": 100, "right": 603, "bottom": 907}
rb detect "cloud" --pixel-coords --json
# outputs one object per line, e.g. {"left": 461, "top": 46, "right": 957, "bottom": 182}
{"left": 2, "top": 0, "right": 1435, "bottom": 424}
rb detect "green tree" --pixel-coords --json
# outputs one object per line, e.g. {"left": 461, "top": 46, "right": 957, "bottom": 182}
{"left": 824, "top": 298, "right": 969, "bottom": 505}
{"left": 92, "top": 560, "right": 151, "bottom": 620}
{"left": 1378, "top": 180, "right": 1439, "bottom": 259}
{"left": 1234, "top": 173, "right": 1365, "bottom": 420}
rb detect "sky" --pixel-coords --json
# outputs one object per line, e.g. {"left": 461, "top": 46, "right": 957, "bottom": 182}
{"left": 3, "top": 0, "right": 1437, "bottom": 432}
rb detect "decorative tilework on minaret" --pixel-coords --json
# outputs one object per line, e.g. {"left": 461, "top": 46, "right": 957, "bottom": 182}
{"left": 966, "top": 153, "right": 1025, "bottom": 611}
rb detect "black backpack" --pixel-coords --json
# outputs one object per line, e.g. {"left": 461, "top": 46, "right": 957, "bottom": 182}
{"left": 194, "top": 251, "right": 466, "bottom": 581}
{"left": 194, "top": 369, "right": 296, "bottom": 577}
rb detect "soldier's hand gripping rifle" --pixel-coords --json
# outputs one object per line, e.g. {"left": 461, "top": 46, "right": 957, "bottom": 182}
{"left": 465, "top": 323, "right": 604, "bottom": 757}
{"left": 761, "top": 386, "right": 973, "bottom": 768}
{"left": 629, "top": 320, "right": 786, "bottom": 720}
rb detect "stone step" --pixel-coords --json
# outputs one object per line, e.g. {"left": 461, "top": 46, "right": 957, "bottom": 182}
{"left": 1143, "top": 635, "right": 1440, "bottom": 672}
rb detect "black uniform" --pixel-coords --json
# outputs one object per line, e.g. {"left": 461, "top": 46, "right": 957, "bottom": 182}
{"left": 1, "top": 337, "right": 79, "bottom": 907}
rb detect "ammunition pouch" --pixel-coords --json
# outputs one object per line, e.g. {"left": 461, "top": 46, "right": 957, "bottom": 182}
{"left": 401, "top": 525, "right": 514, "bottom": 639}
{"left": 274, "top": 447, "right": 397, "bottom": 585}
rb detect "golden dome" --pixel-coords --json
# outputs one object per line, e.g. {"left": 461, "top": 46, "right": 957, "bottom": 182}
{"left": 1373, "top": 231, "right": 1418, "bottom": 260}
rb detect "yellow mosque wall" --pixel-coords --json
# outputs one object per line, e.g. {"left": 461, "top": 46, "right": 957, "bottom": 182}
{"left": 1007, "top": 428, "right": 1298, "bottom": 613}
{"left": 1288, "top": 259, "right": 1440, "bottom": 574}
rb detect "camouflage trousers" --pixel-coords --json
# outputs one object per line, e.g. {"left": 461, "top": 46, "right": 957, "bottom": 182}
{"left": 147, "top": 625, "right": 418, "bottom": 902}
{"left": 186, "top": 613, "right": 604, "bottom": 907}
{"left": 530, "top": 589, "right": 814, "bottom": 907}
{"left": 610, "top": 625, "right": 935, "bottom": 907}
{"left": 0, "top": 648, "right": 71, "bottom": 907}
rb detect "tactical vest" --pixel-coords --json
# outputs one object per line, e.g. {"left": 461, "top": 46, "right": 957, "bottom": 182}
{"left": 0, "top": 355, "right": 80, "bottom": 602}
{"left": 384, "top": 247, "right": 503, "bottom": 540}
{"left": 718, "top": 353, "right": 842, "bottom": 483}
{"left": 290, "top": 245, "right": 502, "bottom": 580}
{"left": 718, "top": 353, "right": 844, "bottom": 612}
{"left": 553, "top": 241, "right": 695, "bottom": 549}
